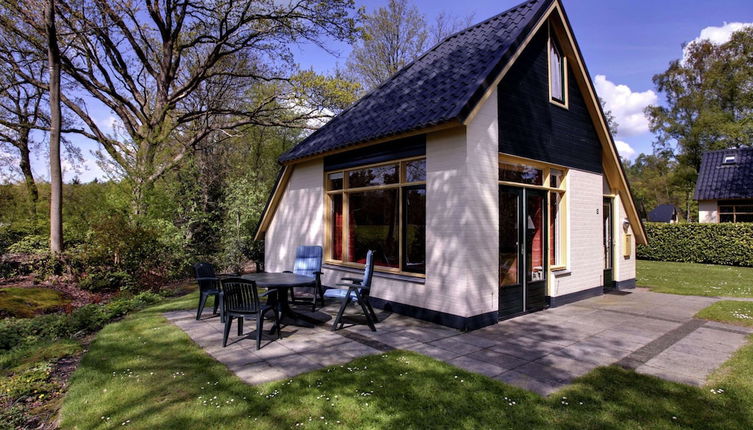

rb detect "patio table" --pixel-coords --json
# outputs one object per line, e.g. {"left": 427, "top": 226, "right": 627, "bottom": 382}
{"left": 240, "top": 273, "right": 322, "bottom": 332}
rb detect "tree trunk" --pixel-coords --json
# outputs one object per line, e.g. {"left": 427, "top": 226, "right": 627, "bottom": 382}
{"left": 18, "top": 133, "right": 39, "bottom": 223}
{"left": 47, "top": 0, "right": 63, "bottom": 254}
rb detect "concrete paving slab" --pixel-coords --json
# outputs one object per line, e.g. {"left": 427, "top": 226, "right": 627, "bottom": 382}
{"left": 166, "top": 289, "right": 750, "bottom": 391}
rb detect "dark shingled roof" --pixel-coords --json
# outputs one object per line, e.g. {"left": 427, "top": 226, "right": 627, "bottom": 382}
{"left": 647, "top": 204, "right": 678, "bottom": 223}
{"left": 694, "top": 148, "right": 753, "bottom": 200}
{"left": 279, "top": 0, "right": 553, "bottom": 163}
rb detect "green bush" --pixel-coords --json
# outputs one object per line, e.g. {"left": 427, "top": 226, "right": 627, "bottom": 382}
{"left": 78, "top": 270, "right": 135, "bottom": 292}
{"left": 6, "top": 235, "right": 49, "bottom": 254}
{"left": 0, "top": 292, "right": 165, "bottom": 351}
{"left": 637, "top": 222, "right": 753, "bottom": 266}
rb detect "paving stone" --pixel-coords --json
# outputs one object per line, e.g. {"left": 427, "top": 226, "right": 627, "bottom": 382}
{"left": 521, "top": 356, "right": 594, "bottom": 381}
{"left": 399, "top": 326, "right": 458, "bottom": 342}
{"left": 336, "top": 341, "right": 381, "bottom": 358}
{"left": 464, "top": 349, "right": 528, "bottom": 371}
{"left": 235, "top": 362, "right": 288, "bottom": 385}
{"left": 272, "top": 354, "right": 322, "bottom": 377}
{"left": 448, "top": 356, "right": 507, "bottom": 378}
{"left": 488, "top": 339, "right": 565, "bottom": 360}
{"left": 429, "top": 336, "right": 484, "bottom": 355}
{"left": 704, "top": 321, "right": 753, "bottom": 334}
{"left": 453, "top": 333, "right": 502, "bottom": 349}
{"left": 409, "top": 343, "right": 464, "bottom": 361}
{"left": 635, "top": 364, "right": 704, "bottom": 386}
{"left": 494, "top": 370, "right": 563, "bottom": 396}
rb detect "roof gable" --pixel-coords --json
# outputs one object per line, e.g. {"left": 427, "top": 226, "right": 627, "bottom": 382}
{"left": 694, "top": 148, "right": 753, "bottom": 200}
{"left": 279, "top": 0, "right": 553, "bottom": 164}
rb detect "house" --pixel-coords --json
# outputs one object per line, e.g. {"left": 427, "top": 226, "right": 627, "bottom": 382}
{"left": 647, "top": 204, "right": 678, "bottom": 223}
{"left": 695, "top": 147, "right": 753, "bottom": 223}
{"left": 254, "top": 0, "right": 646, "bottom": 330}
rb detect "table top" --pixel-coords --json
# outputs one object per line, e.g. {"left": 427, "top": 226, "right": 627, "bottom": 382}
{"left": 241, "top": 272, "right": 315, "bottom": 288}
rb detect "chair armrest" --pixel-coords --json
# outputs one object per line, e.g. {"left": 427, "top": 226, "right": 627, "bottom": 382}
{"left": 195, "top": 276, "right": 220, "bottom": 282}
{"left": 340, "top": 277, "right": 362, "bottom": 283}
{"left": 335, "top": 283, "right": 364, "bottom": 289}
{"left": 260, "top": 290, "right": 278, "bottom": 297}
{"left": 314, "top": 271, "right": 324, "bottom": 275}
{"left": 282, "top": 270, "right": 293, "bottom": 273}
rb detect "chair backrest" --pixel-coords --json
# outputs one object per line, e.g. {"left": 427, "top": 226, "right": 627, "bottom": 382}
{"left": 194, "top": 262, "right": 216, "bottom": 278}
{"left": 292, "top": 246, "right": 323, "bottom": 277}
{"left": 194, "top": 262, "right": 219, "bottom": 292}
{"left": 220, "top": 278, "right": 261, "bottom": 313}
{"left": 361, "top": 250, "right": 375, "bottom": 289}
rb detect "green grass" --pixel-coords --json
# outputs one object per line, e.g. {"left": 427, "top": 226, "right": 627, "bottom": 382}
{"left": 59, "top": 291, "right": 753, "bottom": 429}
{"left": 696, "top": 301, "right": 753, "bottom": 327}
{"left": 637, "top": 260, "right": 753, "bottom": 297}
{"left": 0, "top": 287, "right": 70, "bottom": 318}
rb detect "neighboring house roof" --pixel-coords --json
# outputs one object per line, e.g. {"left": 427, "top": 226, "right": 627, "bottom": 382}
{"left": 278, "top": 0, "right": 552, "bottom": 164}
{"left": 647, "top": 204, "right": 677, "bottom": 223}
{"left": 694, "top": 148, "right": 753, "bottom": 201}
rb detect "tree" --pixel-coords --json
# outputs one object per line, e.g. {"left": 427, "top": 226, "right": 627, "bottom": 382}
{"left": 0, "top": 51, "right": 46, "bottom": 217}
{"left": 347, "top": 1, "right": 474, "bottom": 91}
{"left": 599, "top": 97, "right": 619, "bottom": 137}
{"left": 346, "top": 0, "right": 427, "bottom": 90}
{"left": 646, "top": 27, "right": 753, "bottom": 176}
{"left": 46, "top": 0, "right": 62, "bottom": 253}
{"left": 3, "top": 0, "right": 358, "bottom": 213}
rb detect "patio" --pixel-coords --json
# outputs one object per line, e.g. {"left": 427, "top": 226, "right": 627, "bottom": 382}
{"left": 165, "top": 288, "right": 752, "bottom": 396}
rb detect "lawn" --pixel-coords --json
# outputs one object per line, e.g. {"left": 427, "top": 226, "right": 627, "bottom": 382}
{"left": 696, "top": 301, "right": 753, "bottom": 327}
{"left": 637, "top": 260, "right": 753, "bottom": 297}
{"left": 0, "top": 287, "right": 70, "bottom": 318}
{"left": 59, "top": 293, "right": 753, "bottom": 429}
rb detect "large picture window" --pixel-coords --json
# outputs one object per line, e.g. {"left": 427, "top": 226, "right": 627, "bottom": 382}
{"left": 326, "top": 158, "right": 426, "bottom": 275}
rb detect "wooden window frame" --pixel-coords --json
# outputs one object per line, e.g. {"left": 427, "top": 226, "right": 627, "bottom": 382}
{"left": 324, "top": 156, "right": 426, "bottom": 277}
{"left": 548, "top": 25, "right": 568, "bottom": 109}
{"left": 499, "top": 154, "right": 569, "bottom": 270}
{"left": 718, "top": 200, "right": 753, "bottom": 223}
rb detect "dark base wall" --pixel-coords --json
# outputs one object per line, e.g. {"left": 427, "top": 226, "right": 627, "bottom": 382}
{"left": 364, "top": 279, "right": 637, "bottom": 331}
{"left": 369, "top": 297, "right": 498, "bottom": 332}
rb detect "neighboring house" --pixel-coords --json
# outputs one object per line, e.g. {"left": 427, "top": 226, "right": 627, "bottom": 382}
{"left": 695, "top": 148, "right": 753, "bottom": 223}
{"left": 647, "top": 204, "right": 678, "bottom": 223}
{"left": 255, "top": 0, "right": 646, "bottom": 330}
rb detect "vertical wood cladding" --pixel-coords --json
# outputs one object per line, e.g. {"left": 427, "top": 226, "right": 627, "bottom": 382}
{"left": 498, "top": 30, "right": 602, "bottom": 173}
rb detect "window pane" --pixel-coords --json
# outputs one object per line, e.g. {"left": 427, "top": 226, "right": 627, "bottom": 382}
{"left": 550, "top": 169, "right": 563, "bottom": 188}
{"left": 720, "top": 214, "right": 734, "bottom": 223}
{"left": 348, "top": 164, "right": 398, "bottom": 188}
{"left": 404, "top": 188, "right": 426, "bottom": 273}
{"left": 499, "top": 163, "right": 543, "bottom": 186}
{"left": 735, "top": 205, "right": 753, "bottom": 213}
{"left": 549, "top": 193, "right": 561, "bottom": 266}
{"left": 348, "top": 189, "right": 399, "bottom": 268}
{"left": 736, "top": 214, "right": 753, "bottom": 223}
{"left": 328, "top": 172, "right": 343, "bottom": 190}
{"left": 550, "top": 43, "right": 563, "bottom": 101}
{"left": 526, "top": 193, "right": 545, "bottom": 282}
{"left": 405, "top": 159, "right": 426, "bottom": 182}
{"left": 331, "top": 194, "right": 343, "bottom": 260}
{"left": 719, "top": 205, "right": 734, "bottom": 213}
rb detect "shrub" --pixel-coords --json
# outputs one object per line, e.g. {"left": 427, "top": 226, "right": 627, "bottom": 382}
{"left": 78, "top": 270, "right": 135, "bottom": 292}
{"left": 0, "top": 292, "right": 166, "bottom": 352}
{"left": 6, "top": 235, "right": 49, "bottom": 254}
{"left": 637, "top": 222, "right": 753, "bottom": 266}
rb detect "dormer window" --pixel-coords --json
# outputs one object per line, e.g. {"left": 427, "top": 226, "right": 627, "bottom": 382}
{"left": 549, "top": 36, "right": 567, "bottom": 106}
{"left": 723, "top": 155, "right": 737, "bottom": 165}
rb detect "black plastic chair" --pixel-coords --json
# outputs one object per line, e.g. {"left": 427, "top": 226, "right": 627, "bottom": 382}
{"left": 221, "top": 277, "right": 281, "bottom": 350}
{"left": 324, "top": 250, "right": 378, "bottom": 331}
{"left": 285, "top": 245, "right": 324, "bottom": 311}
{"left": 194, "top": 262, "right": 223, "bottom": 321}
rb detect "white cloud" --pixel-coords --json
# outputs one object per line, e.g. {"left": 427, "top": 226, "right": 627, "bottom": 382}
{"left": 615, "top": 140, "right": 637, "bottom": 160}
{"left": 689, "top": 22, "right": 752, "bottom": 47}
{"left": 594, "top": 75, "right": 657, "bottom": 137}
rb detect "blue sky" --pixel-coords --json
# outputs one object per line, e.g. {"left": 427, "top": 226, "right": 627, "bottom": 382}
{"left": 10, "top": 0, "right": 753, "bottom": 183}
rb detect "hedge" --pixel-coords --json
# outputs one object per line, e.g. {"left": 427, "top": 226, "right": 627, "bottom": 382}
{"left": 637, "top": 222, "right": 753, "bottom": 266}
